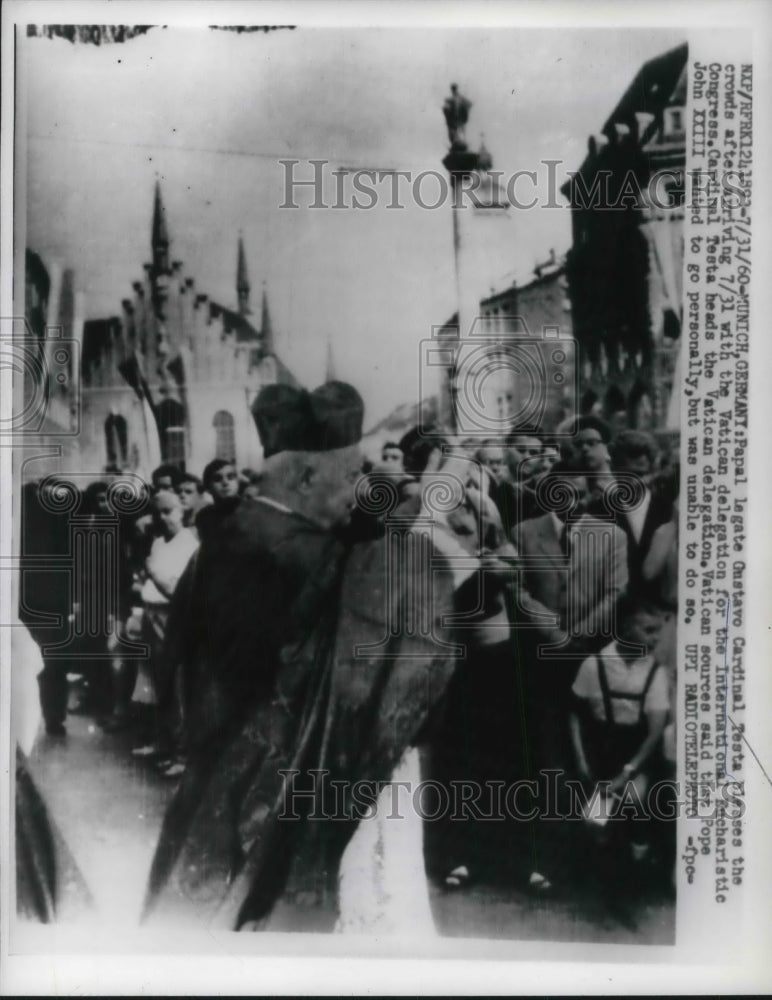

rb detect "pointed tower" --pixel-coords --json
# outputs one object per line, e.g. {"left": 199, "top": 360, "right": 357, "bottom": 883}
{"left": 237, "top": 234, "right": 251, "bottom": 316}
{"left": 441, "top": 85, "right": 509, "bottom": 432}
{"left": 260, "top": 284, "right": 274, "bottom": 355}
{"left": 325, "top": 334, "right": 337, "bottom": 383}
{"left": 151, "top": 180, "right": 170, "bottom": 276}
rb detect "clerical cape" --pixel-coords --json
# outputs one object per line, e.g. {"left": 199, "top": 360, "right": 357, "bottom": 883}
{"left": 142, "top": 497, "right": 458, "bottom": 930}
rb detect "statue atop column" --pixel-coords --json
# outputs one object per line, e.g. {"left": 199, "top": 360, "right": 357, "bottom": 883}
{"left": 443, "top": 83, "right": 472, "bottom": 150}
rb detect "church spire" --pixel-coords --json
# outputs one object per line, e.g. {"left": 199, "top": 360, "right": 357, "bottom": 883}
{"left": 260, "top": 284, "right": 274, "bottom": 354}
{"left": 151, "top": 180, "right": 170, "bottom": 275}
{"left": 237, "top": 234, "right": 251, "bottom": 315}
{"left": 325, "top": 334, "right": 337, "bottom": 382}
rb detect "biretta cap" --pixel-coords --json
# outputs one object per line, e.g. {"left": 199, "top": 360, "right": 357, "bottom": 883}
{"left": 252, "top": 381, "right": 364, "bottom": 458}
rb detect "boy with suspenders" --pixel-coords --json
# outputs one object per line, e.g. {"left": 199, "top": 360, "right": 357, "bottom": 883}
{"left": 569, "top": 596, "right": 670, "bottom": 861}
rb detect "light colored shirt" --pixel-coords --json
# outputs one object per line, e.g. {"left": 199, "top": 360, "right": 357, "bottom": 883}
{"left": 141, "top": 528, "right": 198, "bottom": 606}
{"left": 625, "top": 486, "right": 651, "bottom": 544}
{"left": 572, "top": 640, "right": 670, "bottom": 724}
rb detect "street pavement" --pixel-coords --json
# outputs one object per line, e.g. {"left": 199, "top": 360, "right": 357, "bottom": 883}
{"left": 25, "top": 709, "right": 675, "bottom": 945}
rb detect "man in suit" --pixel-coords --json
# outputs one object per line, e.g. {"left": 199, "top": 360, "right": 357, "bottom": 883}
{"left": 513, "top": 464, "right": 629, "bottom": 660}
{"left": 511, "top": 462, "right": 629, "bottom": 890}
{"left": 570, "top": 415, "right": 615, "bottom": 503}
{"left": 609, "top": 430, "right": 673, "bottom": 597}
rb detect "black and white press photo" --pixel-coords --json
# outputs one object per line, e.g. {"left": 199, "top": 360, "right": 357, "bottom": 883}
{"left": 2, "top": 2, "right": 770, "bottom": 995}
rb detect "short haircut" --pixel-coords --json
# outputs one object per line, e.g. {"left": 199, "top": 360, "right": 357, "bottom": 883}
{"left": 202, "top": 458, "right": 234, "bottom": 490}
{"left": 84, "top": 480, "right": 109, "bottom": 499}
{"left": 541, "top": 435, "right": 560, "bottom": 452}
{"left": 178, "top": 473, "right": 203, "bottom": 492}
{"left": 616, "top": 592, "right": 665, "bottom": 624}
{"left": 398, "top": 426, "right": 446, "bottom": 476}
{"left": 477, "top": 441, "right": 505, "bottom": 462}
{"left": 611, "top": 429, "right": 657, "bottom": 467}
{"left": 570, "top": 414, "right": 612, "bottom": 444}
{"left": 151, "top": 463, "right": 183, "bottom": 488}
{"left": 84, "top": 480, "right": 109, "bottom": 513}
{"left": 152, "top": 488, "right": 181, "bottom": 509}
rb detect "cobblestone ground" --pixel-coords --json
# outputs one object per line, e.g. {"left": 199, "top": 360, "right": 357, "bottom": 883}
{"left": 24, "top": 708, "right": 675, "bottom": 946}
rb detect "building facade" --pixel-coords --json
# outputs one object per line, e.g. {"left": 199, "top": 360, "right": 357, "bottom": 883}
{"left": 436, "top": 252, "right": 575, "bottom": 437}
{"left": 562, "top": 42, "right": 687, "bottom": 436}
{"left": 24, "top": 184, "right": 296, "bottom": 481}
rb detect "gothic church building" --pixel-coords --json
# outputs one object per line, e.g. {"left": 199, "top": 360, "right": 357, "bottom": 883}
{"left": 27, "top": 183, "right": 296, "bottom": 480}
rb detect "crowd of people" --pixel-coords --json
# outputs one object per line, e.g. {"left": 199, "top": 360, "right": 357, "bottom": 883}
{"left": 18, "top": 459, "right": 259, "bottom": 776}
{"left": 17, "top": 384, "right": 680, "bottom": 933}
{"left": 373, "top": 419, "right": 679, "bottom": 907}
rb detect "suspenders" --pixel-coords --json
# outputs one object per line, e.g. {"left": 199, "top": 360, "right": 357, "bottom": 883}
{"left": 596, "top": 653, "right": 660, "bottom": 725}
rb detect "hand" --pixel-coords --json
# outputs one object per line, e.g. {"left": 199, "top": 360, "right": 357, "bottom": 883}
{"left": 125, "top": 612, "right": 143, "bottom": 640}
{"left": 608, "top": 772, "right": 628, "bottom": 796}
{"left": 479, "top": 549, "right": 513, "bottom": 580}
{"left": 106, "top": 615, "right": 119, "bottom": 653}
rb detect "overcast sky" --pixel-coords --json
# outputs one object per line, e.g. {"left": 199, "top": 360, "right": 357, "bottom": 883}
{"left": 22, "top": 25, "right": 686, "bottom": 425}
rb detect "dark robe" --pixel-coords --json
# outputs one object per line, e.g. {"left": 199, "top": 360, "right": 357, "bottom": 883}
{"left": 142, "top": 498, "right": 457, "bottom": 930}
{"left": 16, "top": 748, "right": 93, "bottom": 922}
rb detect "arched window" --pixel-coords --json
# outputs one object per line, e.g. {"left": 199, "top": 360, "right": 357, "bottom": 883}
{"left": 104, "top": 413, "right": 128, "bottom": 468}
{"left": 156, "top": 398, "right": 186, "bottom": 469}
{"left": 213, "top": 410, "right": 236, "bottom": 463}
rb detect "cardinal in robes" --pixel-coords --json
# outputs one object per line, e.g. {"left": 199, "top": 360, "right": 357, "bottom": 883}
{"left": 142, "top": 381, "right": 483, "bottom": 934}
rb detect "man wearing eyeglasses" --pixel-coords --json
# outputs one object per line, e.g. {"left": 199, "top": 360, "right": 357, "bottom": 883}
{"left": 572, "top": 415, "right": 613, "bottom": 475}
